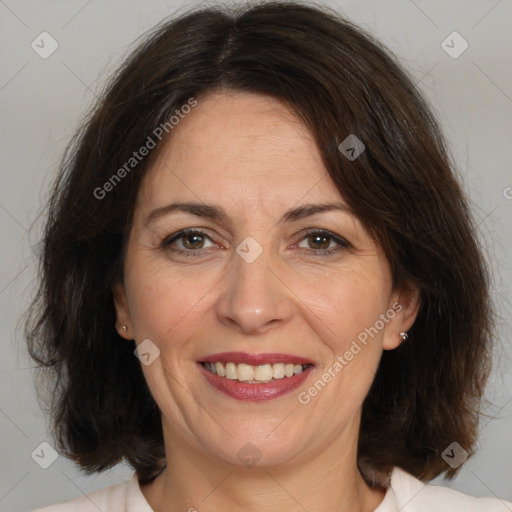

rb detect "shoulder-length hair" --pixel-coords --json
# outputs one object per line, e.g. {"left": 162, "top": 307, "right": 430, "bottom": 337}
{"left": 25, "top": 0, "right": 493, "bottom": 485}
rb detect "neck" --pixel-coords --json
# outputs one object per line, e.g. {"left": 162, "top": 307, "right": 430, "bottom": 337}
{"left": 141, "top": 422, "right": 386, "bottom": 512}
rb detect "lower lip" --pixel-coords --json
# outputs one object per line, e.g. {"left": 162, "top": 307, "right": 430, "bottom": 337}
{"left": 198, "top": 363, "right": 314, "bottom": 402}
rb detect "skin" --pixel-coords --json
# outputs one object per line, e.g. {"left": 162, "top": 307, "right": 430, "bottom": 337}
{"left": 114, "top": 90, "right": 420, "bottom": 512}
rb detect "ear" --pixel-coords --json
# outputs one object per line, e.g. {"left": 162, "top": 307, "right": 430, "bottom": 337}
{"left": 113, "top": 280, "right": 132, "bottom": 339}
{"left": 382, "top": 284, "right": 421, "bottom": 351}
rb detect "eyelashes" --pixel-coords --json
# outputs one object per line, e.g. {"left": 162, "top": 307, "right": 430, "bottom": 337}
{"left": 294, "top": 228, "right": 351, "bottom": 255}
{"left": 160, "top": 228, "right": 351, "bottom": 258}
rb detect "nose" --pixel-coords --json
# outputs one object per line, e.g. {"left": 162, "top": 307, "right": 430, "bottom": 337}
{"left": 215, "top": 246, "right": 293, "bottom": 335}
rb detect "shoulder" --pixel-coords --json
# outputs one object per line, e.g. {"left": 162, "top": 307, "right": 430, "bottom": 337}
{"left": 32, "top": 473, "right": 152, "bottom": 512}
{"left": 390, "top": 467, "right": 512, "bottom": 512}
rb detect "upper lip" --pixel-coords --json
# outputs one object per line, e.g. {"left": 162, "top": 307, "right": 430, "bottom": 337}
{"left": 199, "top": 352, "right": 315, "bottom": 366}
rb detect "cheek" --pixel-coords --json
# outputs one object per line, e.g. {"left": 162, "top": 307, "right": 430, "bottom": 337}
{"left": 292, "top": 270, "right": 389, "bottom": 429}
{"left": 296, "top": 263, "right": 392, "bottom": 351}
{"left": 125, "top": 258, "right": 202, "bottom": 340}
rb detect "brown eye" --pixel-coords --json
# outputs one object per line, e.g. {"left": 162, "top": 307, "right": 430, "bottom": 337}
{"left": 162, "top": 229, "right": 216, "bottom": 254}
{"left": 181, "top": 233, "right": 206, "bottom": 249}
{"left": 306, "top": 233, "right": 332, "bottom": 250}
{"left": 296, "top": 229, "right": 350, "bottom": 256}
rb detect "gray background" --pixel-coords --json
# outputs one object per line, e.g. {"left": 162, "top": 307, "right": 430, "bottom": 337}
{"left": 1, "top": 0, "right": 511, "bottom": 510}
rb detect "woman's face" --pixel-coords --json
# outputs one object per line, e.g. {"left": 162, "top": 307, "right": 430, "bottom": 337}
{"left": 114, "top": 91, "right": 418, "bottom": 469}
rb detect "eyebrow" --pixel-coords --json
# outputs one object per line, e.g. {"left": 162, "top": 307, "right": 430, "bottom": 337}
{"left": 144, "top": 201, "right": 352, "bottom": 227}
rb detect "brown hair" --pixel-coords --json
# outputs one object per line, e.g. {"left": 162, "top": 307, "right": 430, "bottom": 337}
{"left": 25, "top": 1, "right": 493, "bottom": 485}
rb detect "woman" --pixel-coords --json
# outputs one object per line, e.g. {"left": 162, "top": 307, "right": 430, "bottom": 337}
{"left": 26, "top": 2, "right": 511, "bottom": 511}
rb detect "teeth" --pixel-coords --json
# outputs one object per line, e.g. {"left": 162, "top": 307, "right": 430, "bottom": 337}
{"left": 215, "top": 362, "right": 225, "bottom": 377}
{"left": 254, "top": 364, "right": 273, "bottom": 382}
{"left": 225, "top": 362, "right": 237, "bottom": 380}
{"left": 237, "top": 363, "right": 254, "bottom": 382}
{"left": 204, "top": 362, "right": 309, "bottom": 382}
{"left": 272, "top": 363, "right": 285, "bottom": 379}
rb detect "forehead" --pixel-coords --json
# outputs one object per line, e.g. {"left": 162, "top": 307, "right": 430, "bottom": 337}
{"left": 138, "top": 91, "right": 343, "bottom": 213}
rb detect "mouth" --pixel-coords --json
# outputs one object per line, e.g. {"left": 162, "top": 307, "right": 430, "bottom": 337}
{"left": 200, "top": 361, "right": 312, "bottom": 383}
{"left": 198, "top": 352, "right": 315, "bottom": 401}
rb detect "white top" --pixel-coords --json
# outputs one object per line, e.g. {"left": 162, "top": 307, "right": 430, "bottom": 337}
{"left": 33, "top": 467, "right": 511, "bottom": 511}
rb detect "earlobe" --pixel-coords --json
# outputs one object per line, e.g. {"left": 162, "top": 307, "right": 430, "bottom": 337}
{"left": 113, "top": 281, "right": 132, "bottom": 339}
{"left": 382, "top": 285, "right": 421, "bottom": 350}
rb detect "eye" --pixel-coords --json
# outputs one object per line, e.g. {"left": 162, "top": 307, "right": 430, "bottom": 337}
{"left": 295, "top": 229, "right": 350, "bottom": 256}
{"left": 161, "top": 228, "right": 350, "bottom": 258}
{"left": 162, "top": 229, "right": 216, "bottom": 256}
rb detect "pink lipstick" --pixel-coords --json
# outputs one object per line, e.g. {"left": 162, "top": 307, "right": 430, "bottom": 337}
{"left": 198, "top": 352, "right": 314, "bottom": 402}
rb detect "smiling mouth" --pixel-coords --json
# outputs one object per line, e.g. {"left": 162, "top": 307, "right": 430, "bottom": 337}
{"left": 200, "top": 361, "right": 313, "bottom": 383}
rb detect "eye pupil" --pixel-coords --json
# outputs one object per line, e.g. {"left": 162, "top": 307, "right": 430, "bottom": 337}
{"left": 183, "top": 234, "right": 204, "bottom": 249}
{"left": 310, "top": 234, "right": 330, "bottom": 249}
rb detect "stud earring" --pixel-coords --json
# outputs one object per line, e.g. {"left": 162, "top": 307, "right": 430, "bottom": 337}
{"left": 399, "top": 331, "right": 408, "bottom": 343}
{"left": 121, "top": 325, "right": 127, "bottom": 333}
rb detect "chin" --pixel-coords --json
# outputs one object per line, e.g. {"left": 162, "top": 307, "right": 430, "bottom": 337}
{"left": 206, "top": 434, "right": 306, "bottom": 469}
